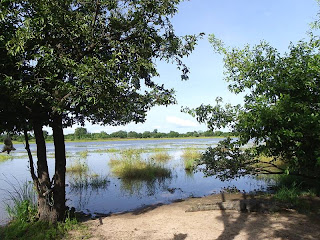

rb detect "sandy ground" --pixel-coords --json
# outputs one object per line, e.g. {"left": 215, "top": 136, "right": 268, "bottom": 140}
{"left": 68, "top": 193, "right": 320, "bottom": 240}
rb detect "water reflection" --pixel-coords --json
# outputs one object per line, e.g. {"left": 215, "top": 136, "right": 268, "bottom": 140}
{"left": 68, "top": 173, "right": 110, "bottom": 210}
{"left": 119, "top": 176, "right": 173, "bottom": 197}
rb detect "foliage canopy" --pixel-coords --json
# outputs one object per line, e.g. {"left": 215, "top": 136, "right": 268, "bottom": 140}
{"left": 0, "top": 0, "right": 201, "bottom": 222}
{"left": 186, "top": 34, "right": 320, "bottom": 180}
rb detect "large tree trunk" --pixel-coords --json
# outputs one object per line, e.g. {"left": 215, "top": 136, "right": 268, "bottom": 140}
{"left": 33, "top": 121, "right": 55, "bottom": 222}
{"left": 52, "top": 114, "right": 67, "bottom": 221}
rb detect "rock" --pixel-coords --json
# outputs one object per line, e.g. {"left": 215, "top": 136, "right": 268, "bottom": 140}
{"left": 186, "top": 199, "right": 285, "bottom": 213}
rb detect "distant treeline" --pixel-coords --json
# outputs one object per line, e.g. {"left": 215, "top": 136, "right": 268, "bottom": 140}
{"left": 1, "top": 127, "right": 232, "bottom": 142}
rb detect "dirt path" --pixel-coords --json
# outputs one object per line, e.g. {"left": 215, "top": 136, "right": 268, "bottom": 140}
{"left": 69, "top": 193, "right": 320, "bottom": 240}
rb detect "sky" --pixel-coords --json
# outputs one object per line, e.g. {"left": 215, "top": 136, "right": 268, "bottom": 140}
{"left": 62, "top": 0, "right": 319, "bottom": 134}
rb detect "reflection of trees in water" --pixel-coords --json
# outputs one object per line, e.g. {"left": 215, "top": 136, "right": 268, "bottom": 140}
{"left": 67, "top": 173, "right": 110, "bottom": 210}
{"left": 120, "top": 176, "right": 173, "bottom": 197}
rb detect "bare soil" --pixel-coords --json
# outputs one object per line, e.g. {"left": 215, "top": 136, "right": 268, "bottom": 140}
{"left": 68, "top": 193, "right": 320, "bottom": 240}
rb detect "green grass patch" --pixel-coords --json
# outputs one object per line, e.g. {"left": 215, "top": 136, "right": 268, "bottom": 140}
{"left": 149, "top": 151, "right": 171, "bottom": 162}
{"left": 267, "top": 174, "right": 320, "bottom": 212}
{"left": 181, "top": 148, "right": 201, "bottom": 171}
{"left": 0, "top": 215, "right": 79, "bottom": 240}
{"left": 0, "top": 179, "right": 83, "bottom": 240}
{"left": 66, "top": 159, "right": 89, "bottom": 175}
{"left": 0, "top": 154, "right": 13, "bottom": 162}
{"left": 90, "top": 148, "right": 120, "bottom": 153}
{"left": 3, "top": 180, "right": 37, "bottom": 223}
{"left": 109, "top": 156, "right": 171, "bottom": 181}
{"left": 79, "top": 150, "right": 89, "bottom": 159}
{"left": 184, "top": 158, "right": 196, "bottom": 171}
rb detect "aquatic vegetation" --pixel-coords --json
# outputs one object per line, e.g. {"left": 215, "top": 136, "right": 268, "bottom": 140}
{"left": 181, "top": 148, "right": 202, "bottom": 171}
{"left": 121, "top": 148, "right": 144, "bottom": 158}
{"left": 66, "top": 159, "right": 89, "bottom": 175}
{"left": 149, "top": 151, "right": 171, "bottom": 162}
{"left": 79, "top": 150, "right": 88, "bottom": 159}
{"left": 90, "top": 148, "right": 120, "bottom": 153}
{"left": 184, "top": 159, "right": 196, "bottom": 171}
{"left": 0, "top": 154, "right": 13, "bottom": 162}
{"left": 69, "top": 173, "right": 110, "bottom": 190}
{"left": 109, "top": 156, "right": 171, "bottom": 181}
{"left": 144, "top": 147, "right": 171, "bottom": 152}
{"left": 181, "top": 148, "right": 202, "bottom": 160}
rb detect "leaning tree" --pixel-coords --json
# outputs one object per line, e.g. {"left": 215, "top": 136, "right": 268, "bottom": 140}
{"left": 0, "top": 0, "right": 202, "bottom": 222}
{"left": 185, "top": 34, "right": 320, "bottom": 181}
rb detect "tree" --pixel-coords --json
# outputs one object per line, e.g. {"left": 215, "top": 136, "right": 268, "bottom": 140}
{"left": 74, "top": 127, "right": 88, "bottom": 139}
{"left": 127, "top": 131, "right": 140, "bottom": 139}
{"left": 186, "top": 34, "right": 320, "bottom": 181}
{"left": 1, "top": 0, "right": 202, "bottom": 222}
{"left": 110, "top": 130, "right": 127, "bottom": 138}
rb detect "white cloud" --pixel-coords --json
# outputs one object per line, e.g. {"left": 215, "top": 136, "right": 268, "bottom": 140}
{"left": 166, "top": 116, "right": 199, "bottom": 127}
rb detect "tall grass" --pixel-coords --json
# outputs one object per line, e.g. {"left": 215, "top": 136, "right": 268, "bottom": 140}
{"left": 109, "top": 149, "right": 171, "bottom": 181}
{"left": 3, "top": 180, "right": 37, "bottom": 223}
{"left": 265, "top": 174, "right": 320, "bottom": 212}
{"left": 79, "top": 150, "right": 88, "bottom": 159}
{"left": 110, "top": 158, "right": 171, "bottom": 180}
{"left": 181, "top": 148, "right": 201, "bottom": 171}
{"left": 66, "top": 159, "right": 89, "bottom": 175}
{"left": 0, "top": 179, "right": 80, "bottom": 240}
{"left": 149, "top": 151, "right": 171, "bottom": 162}
{"left": 0, "top": 154, "right": 13, "bottom": 162}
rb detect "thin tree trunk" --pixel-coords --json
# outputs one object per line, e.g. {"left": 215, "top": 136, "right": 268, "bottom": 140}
{"left": 52, "top": 114, "right": 67, "bottom": 221}
{"left": 33, "top": 121, "right": 54, "bottom": 221}
{"left": 24, "top": 129, "right": 40, "bottom": 195}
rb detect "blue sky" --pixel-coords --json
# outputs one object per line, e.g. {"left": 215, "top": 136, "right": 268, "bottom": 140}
{"left": 63, "top": 0, "right": 319, "bottom": 134}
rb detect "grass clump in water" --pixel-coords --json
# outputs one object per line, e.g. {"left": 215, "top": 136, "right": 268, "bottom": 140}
{"left": 110, "top": 157, "right": 171, "bottom": 181}
{"left": 149, "top": 151, "right": 171, "bottom": 162}
{"left": 181, "top": 148, "right": 201, "bottom": 171}
{"left": 79, "top": 150, "right": 88, "bottom": 159}
{"left": 66, "top": 159, "right": 89, "bottom": 175}
{"left": 0, "top": 154, "right": 13, "bottom": 162}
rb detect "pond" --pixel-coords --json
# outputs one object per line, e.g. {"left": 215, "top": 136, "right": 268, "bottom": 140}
{"left": 0, "top": 138, "right": 271, "bottom": 225}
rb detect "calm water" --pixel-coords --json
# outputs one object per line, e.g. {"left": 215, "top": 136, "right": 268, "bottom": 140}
{"left": 0, "top": 138, "right": 270, "bottom": 225}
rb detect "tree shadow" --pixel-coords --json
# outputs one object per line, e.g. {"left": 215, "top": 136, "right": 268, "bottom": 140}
{"left": 173, "top": 233, "right": 188, "bottom": 240}
{"left": 216, "top": 192, "right": 249, "bottom": 240}
{"left": 215, "top": 192, "right": 320, "bottom": 240}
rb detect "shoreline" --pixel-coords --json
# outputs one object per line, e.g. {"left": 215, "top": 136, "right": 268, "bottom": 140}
{"left": 12, "top": 136, "right": 232, "bottom": 144}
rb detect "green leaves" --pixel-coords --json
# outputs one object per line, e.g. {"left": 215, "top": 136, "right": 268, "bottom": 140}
{"left": 189, "top": 34, "right": 320, "bottom": 180}
{"left": 1, "top": 0, "right": 201, "bottom": 132}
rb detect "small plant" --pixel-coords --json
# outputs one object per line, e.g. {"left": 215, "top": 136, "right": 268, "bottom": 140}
{"left": 0, "top": 214, "right": 80, "bottom": 240}
{"left": 181, "top": 148, "right": 201, "bottom": 171}
{"left": 0, "top": 154, "right": 13, "bottom": 162}
{"left": 181, "top": 148, "right": 202, "bottom": 160}
{"left": 79, "top": 150, "right": 89, "bottom": 159}
{"left": 66, "top": 159, "right": 89, "bottom": 175}
{"left": 273, "top": 185, "right": 300, "bottom": 205}
{"left": 184, "top": 159, "right": 196, "bottom": 171}
{"left": 2, "top": 179, "right": 37, "bottom": 223}
{"left": 109, "top": 158, "right": 171, "bottom": 181}
{"left": 150, "top": 151, "right": 171, "bottom": 162}
{"left": 121, "top": 148, "right": 143, "bottom": 160}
